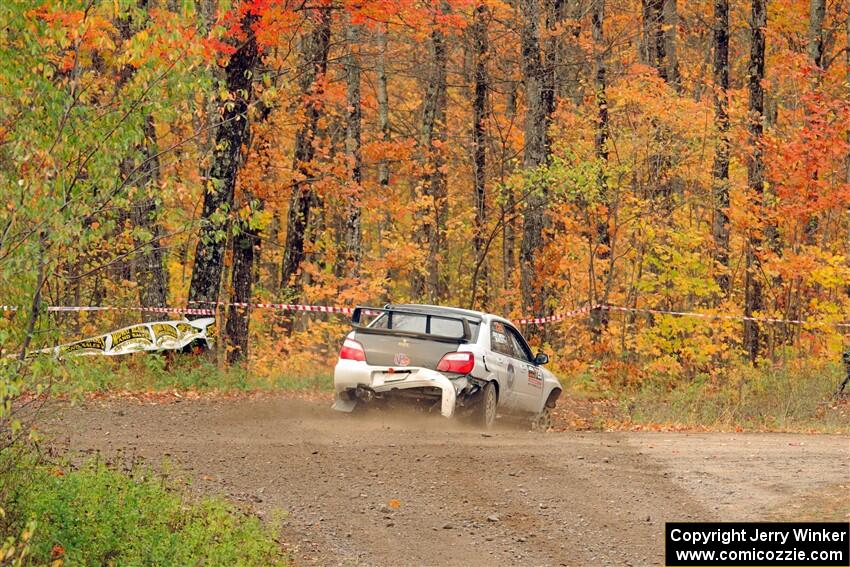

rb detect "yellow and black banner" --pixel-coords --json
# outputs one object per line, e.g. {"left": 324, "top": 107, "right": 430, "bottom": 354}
{"left": 30, "top": 318, "right": 215, "bottom": 358}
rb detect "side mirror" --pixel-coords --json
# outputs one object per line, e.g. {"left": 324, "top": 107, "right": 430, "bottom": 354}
{"left": 534, "top": 352, "right": 549, "bottom": 366}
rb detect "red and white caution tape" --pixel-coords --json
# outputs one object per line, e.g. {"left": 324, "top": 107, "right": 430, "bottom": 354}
{"left": 48, "top": 306, "right": 215, "bottom": 315}
{"left": 517, "top": 306, "right": 592, "bottom": 325}
{"left": 514, "top": 303, "right": 850, "bottom": 328}
{"left": 599, "top": 304, "right": 850, "bottom": 328}
{"left": 3, "top": 300, "right": 850, "bottom": 329}
{"left": 188, "top": 300, "right": 355, "bottom": 315}
{"left": 0, "top": 305, "right": 214, "bottom": 315}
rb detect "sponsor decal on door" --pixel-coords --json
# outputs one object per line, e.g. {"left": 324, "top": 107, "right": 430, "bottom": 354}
{"left": 528, "top": 367, "right": 543, "bottom": 388}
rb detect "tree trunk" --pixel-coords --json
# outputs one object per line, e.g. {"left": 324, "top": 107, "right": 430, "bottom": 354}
{"left": 471, "top": 3, "right": 489, "bottom": 307}
{"left": 262, "top": 212, "right": 280, "bottom": 292}
{"left": 375, "top": 25, "right": 394, "bottom": 300}
{"left": 846, "top": 4, "right": 850, "bottom": 187}
{"left": 131, "top": 115, "right": 169, "bottom": 319}
{"left": 590, "top": 0, "right": 610, "bottom": 338}
{"left": 342, "top": 18, "right": 363, "bottom": 278}
{"left": 663, "top": 0, "right": 682, "bottom": 91}
{"left": 115, "top": 1, "right": 168, "bottom": 320}
{"left": 846, "top": 4, "right": 850, "bottom": 256}
{"left": 804, "top": 0, "right": 826, "bottom": 243}
{"left": 188, "top": 13, "right": 259, "bottom": 311}
{"left": 502, "top": 83, "right": 518, "bottom": 293}
{"left": 376, "top": 26, "right": 390, "bottom": 192}
{"left": 562, "top": 0, "right": 583, "bottom": 106}
{"left": 543, "top": 0, "right": 564, "bottom": 125}
{"left": 197, "top": 0, "right": 224, "bottom": 206}
{"left": 640, "top": 0, "right": 656, "bottom": 66}
{"left": 225, "top": 101, "right": 275, "bottom": 364}
{"left": 641, "top": 0, "right": 666, "bottom": 79}
{"left": 592, "top": 0, "right": 609, "bottom": 252}
{"left": 652, "top": 0, "right": 668, "bottom": 81}
{"left": 744, "top": 0, "right": 766, "bottom": 363}
{"left": 413, "top": 9, "right": 449, "bottom": 301}
{"left": 280, "top": 9, "right": 331, "bottom": 298}
{"left": 519, "top": 0, "right": 550, "bottom": 314}
{"left": 640, "top": 0, "right": 671, "bottom": 82}
{"left": 653, "top": 0, "right": 667, "bottom": 81}
{"left": 808, "top": 0, "right": 826, "bottom": 71}
{"left": 225, "top": 199, "right": 260, "bottom": 364}
{"left": 711, "top": 0, "right": 731, "bottom": 296}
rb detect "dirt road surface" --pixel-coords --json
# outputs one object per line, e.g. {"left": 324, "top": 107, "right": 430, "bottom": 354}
{"left": 47, "top": 397, "right": 849, "bottom": 567}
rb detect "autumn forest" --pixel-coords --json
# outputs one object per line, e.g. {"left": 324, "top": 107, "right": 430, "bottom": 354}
{"left": 2, "top": 0, "right": 850, "bottom": 381}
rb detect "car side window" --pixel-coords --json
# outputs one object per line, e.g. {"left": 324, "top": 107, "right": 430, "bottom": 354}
{"left": 506, "top": 326, "right": 532, "bottom": 362}
{"left": 489, "top": 322, "right": 513, "bottom": 356}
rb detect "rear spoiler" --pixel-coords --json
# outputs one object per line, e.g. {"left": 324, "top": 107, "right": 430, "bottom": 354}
{"left": 351, "top": 306, "right": 472, "bottom": 343}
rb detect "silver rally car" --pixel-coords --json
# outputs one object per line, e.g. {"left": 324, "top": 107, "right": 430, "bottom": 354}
{"left": 332, "top": 304, "right": 562, "bottom": 429}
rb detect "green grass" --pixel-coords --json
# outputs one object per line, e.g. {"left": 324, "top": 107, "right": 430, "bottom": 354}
{"left": 613, "top": 361, "right": 849, "bottom": 432}
{"left": 1, "top": 455, "right": 288, "bottom": 566}
{"left": 32, "top": 355, "right": 333, "bottom": 395}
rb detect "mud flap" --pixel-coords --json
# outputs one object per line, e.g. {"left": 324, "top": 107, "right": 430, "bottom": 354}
{"left": 332, "top": 395, "right": 357, "bottom": 413}
{"left": 438, "top": 380, "right": 457, "bottom": 418}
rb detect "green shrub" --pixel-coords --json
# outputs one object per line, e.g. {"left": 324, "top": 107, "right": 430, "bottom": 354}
{"left": 2, "top": 457, "right": 287, "bottom": 566}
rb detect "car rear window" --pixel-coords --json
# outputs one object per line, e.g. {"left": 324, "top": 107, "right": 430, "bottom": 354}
{"left": 370, "top": 312, "right": 480, "bottom": 340}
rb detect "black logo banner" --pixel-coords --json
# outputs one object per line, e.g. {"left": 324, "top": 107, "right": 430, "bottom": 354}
{"left": 666, "top": 522, "right": 849, "bottom": 566}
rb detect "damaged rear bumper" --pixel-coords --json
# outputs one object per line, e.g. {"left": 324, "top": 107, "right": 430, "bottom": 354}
{"left": 333, "top": 360, "right": 461, "bottom": 417}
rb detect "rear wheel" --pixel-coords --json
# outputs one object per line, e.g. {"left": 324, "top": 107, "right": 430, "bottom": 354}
{"left": 474, "top": 381, "right": 497, "bottom": 429}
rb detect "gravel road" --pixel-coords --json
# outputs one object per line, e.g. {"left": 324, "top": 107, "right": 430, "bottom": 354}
{"left": 47, "top": 397, "right": 849, "bottom": 567}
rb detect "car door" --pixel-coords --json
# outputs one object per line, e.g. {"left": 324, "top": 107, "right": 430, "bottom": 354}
{"left": 486, "top": 321, "right": 522, "bottom": 409}
{"left": 504, "top": 325, "right": 544, "bottom": 413}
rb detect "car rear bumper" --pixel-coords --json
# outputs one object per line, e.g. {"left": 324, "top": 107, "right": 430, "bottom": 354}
{"left": 333, "top": 359, "right": 458, "bottom": 417}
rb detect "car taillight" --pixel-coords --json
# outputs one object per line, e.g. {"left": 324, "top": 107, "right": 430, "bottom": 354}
{"left": 436, "top": 351, "right": 474, "bottom": 374}
{"left": 339, "top": 338, "right": 366, "bottom": 361}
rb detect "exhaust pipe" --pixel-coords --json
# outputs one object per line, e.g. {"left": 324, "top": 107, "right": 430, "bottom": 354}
{"left": 354, "top": 384, "right": 376, "bottom": 402}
